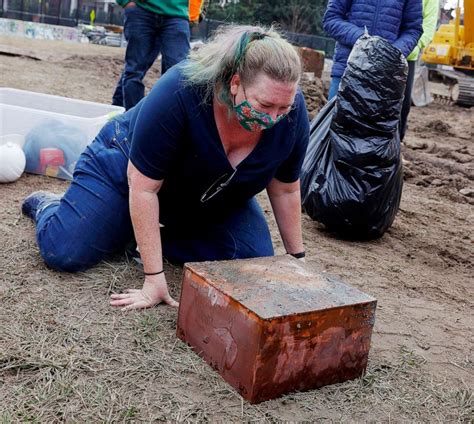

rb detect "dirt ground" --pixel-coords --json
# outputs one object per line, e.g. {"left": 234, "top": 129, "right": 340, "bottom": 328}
{"left": 0, "top": 36, "right": 473, "bottom": 422}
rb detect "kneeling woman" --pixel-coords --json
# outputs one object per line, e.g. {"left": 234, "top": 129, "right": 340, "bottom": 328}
{"left": 22, "top": 25, "right": 310, "bottom": 310}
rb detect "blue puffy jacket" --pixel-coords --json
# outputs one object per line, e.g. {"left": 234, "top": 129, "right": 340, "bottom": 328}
{"left": 323, "top": 0, "right": 423, "bottom": 78}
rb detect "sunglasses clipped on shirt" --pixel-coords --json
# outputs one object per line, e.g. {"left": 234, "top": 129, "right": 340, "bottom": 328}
{"left": 200, "top": 168, "right": 238, "bottom": 203}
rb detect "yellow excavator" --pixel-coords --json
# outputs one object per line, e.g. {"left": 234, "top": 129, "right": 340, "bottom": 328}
{"left": 418, "top": 0, "right": 474, "bottom": 106}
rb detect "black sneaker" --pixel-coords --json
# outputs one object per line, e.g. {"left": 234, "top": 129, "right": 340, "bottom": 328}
{"left": 22, "top": 191, "right": 62, "bottom": 220}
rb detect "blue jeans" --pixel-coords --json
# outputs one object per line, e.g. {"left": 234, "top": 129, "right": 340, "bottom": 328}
{"left": 112, "top": 5, "right": 190, "bottom": 110}
{"left": 328, "top": 77, "right": 341, "bottom": 100}
{"left": 34, "top": 119, "right": 274, "bottom": 272}
{"left": 399, "top": 60, "right": 416, "bottom": 142}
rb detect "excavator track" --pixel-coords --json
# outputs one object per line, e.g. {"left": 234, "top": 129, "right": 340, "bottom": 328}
{"left": 428, "top": 69, "right": 474, "bottom": 106}
{"left": 452, "top": 77, "right": 474, "bottom": 105}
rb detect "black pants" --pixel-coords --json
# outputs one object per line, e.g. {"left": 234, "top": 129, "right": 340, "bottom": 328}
{"left": 400, "top": 60, "right": 416, "bottom": 142}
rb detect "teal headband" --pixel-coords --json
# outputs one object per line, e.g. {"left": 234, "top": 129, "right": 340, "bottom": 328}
{"left": 235, "top": 31, "right": 267, "bottom": 65}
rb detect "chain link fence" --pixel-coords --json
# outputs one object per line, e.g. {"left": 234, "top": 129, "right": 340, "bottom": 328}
{"left": 192, "top": 19, "right": 335, "bottom": 58}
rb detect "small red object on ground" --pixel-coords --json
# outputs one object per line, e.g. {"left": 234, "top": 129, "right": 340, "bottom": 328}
{"left": 176, "top": 256, "right": 377, "bottom": 403}
{"left": 39, "top": 148, "right": 65, "bottom": 177}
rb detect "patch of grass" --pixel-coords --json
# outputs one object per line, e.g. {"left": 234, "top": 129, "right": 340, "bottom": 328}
{"left": 309, "top": 346, "right": 472, "bottom": 422}
{"left": 2, "top": 306, "right": 471, "bottom": 423}
{"left": 1, "top": 239, "right": 471, "bottom": 422}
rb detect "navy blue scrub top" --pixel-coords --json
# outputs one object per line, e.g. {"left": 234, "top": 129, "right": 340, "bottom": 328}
{"left": 121, "top": 62, "right": 310, "bottom": 230}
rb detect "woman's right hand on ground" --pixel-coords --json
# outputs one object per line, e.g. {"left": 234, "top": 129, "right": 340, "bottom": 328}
{"left": 110, "top": 273, "right": 179, "bottom": 310}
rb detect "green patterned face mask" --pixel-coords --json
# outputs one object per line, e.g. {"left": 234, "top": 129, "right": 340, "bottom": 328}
{"left": 233, "top": 97, "right": 288, "bottom": 132}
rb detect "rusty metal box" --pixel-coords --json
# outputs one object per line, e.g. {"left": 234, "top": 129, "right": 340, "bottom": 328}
{"left": 176, "top": 256, "right": 377, "bottom": 403}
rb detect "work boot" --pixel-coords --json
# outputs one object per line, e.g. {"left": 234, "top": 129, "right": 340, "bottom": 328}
{"left": 22, "top": 191, "right": 62, "bottom": 221}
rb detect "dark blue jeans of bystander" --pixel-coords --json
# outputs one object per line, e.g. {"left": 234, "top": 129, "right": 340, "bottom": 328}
{"left": 112, "top": 5, "right": 190, "bottom": 110}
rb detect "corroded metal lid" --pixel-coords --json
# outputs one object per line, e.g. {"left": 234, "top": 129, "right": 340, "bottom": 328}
{"left": 184, "top": 255, "right": 376, "bottom": 320}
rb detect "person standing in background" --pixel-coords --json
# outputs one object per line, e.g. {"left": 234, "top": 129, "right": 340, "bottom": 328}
{"left": 323, "top": 0, "right": 423, "bottom": 100}
{"left": 400, "top": 0, "right": 439, "bottom": 141}
{"left": 112, "top": 0, "right": 200, "bottom": 110}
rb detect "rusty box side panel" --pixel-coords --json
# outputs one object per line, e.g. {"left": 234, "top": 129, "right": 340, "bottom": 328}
{"left": 176, "top": 267, "right": 261, "bottom": 400}
{"left": 250, "top": 302, "right": 377, "bottom": 403}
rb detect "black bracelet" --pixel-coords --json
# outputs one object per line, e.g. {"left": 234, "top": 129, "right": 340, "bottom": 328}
{"left": 144, "top": 269, "right": 164, "bottom": 276}
{"left": 289, "top": 251, "right": 306, "bottom": 259}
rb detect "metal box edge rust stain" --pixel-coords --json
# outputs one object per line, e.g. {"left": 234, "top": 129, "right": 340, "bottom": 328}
{"left": 176, "top": 256, "right": 377, "bottom": 404}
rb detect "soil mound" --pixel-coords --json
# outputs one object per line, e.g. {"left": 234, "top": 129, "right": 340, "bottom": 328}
{"left": 300, "top": 77, "right": 327, "bottom": 119}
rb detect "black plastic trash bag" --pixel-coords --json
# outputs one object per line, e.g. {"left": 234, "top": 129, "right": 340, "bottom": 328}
{"left": 301, "top": 35, "right": 408, "bottom": 239}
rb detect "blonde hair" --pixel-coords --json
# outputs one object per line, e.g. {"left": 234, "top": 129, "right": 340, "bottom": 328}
{"left": 182, "top": 25, "right": 302, "bottom": 109}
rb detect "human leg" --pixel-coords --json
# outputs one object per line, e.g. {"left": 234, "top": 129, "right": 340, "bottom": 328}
{"left": 400, "top": 60, "right": 416, "bottom": 142}
{"left": 23, "top": 120, "right": 134, "bottom": 272}
{"left": 159, "top": 17, "right": 190, "bottom": 74}
{"left": 161, "top": 198, "right": 274, "bottom": 264}
{"left": 328, "top": 77, "right": 341, "bottom": 100}
{"left": 112, "top": 72, "right": 124, "bottom": 107}
{"left": 121, "top": 6, "right": 161, "bottom": 110}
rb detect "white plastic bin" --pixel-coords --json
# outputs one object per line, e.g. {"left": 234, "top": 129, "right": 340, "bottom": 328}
{"left": 0, "top": 88, "right": 124, "bottom": 179}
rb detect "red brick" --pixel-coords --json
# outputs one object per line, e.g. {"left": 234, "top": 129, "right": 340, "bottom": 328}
{"left": 176, "top": 256, "right": 376, "bottom": 403}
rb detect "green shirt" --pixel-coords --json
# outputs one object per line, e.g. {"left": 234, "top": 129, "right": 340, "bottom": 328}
{"left": 407, "top": 0, "right": 439, "bottom": 61}
{"left": 116, "top": 0, "right": 189, "bottom": 19}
